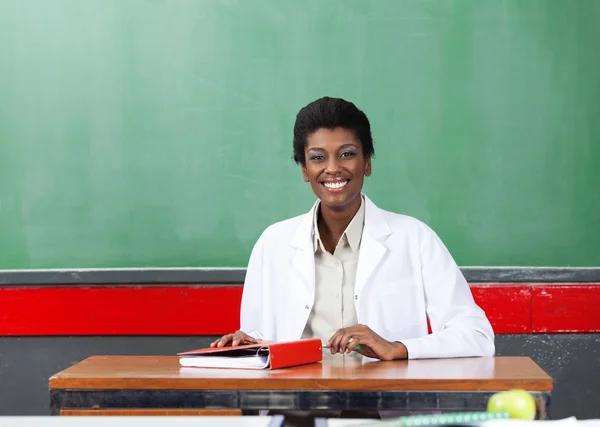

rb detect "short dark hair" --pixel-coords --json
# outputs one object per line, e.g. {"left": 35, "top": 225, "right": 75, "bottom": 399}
{"left": 293, "top": 97, "right": 374, "bottom": 165}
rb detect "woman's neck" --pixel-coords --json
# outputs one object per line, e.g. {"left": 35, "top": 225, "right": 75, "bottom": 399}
{"left": 317, "top": 196, "right": 362, "bottom": 254}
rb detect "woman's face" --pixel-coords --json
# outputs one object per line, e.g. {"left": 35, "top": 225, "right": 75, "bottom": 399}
{"left": 302, "top": 127, "right": 371, "bottom": 211}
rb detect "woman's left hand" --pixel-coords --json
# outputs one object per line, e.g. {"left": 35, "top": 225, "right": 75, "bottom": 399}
{"left": 326, "top": 324, "right": 408, "bottom": 361}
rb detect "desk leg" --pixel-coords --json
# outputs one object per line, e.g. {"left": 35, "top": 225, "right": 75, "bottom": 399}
{"left": 535, "top": 392, "right": 551, "bottom": 420}
{"left": 50, "top": 390, "right": 61, "bottom": 415}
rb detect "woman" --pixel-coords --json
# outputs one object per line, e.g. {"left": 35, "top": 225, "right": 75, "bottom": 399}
{"left": 212, "top": 96, "right": 494, "bottom": 360}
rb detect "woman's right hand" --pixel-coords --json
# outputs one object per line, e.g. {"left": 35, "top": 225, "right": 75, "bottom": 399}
{"left": 210, "top": 330, "right": 259, "bottom": 348}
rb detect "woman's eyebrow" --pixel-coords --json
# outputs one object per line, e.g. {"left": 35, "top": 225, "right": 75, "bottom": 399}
{"left": 307, "top": 143, "right": 357, "bottom": 153}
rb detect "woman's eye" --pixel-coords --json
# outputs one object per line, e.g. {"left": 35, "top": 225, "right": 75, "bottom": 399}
{"left": 310, "top": 155, "right": 325, "bottom": 161}
{"left": 341, "top": 151, "right": 356, "bottom": 158}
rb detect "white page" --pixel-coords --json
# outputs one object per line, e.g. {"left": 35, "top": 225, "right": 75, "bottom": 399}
{"left": 480, "top": 418, "right": 579, "bottom": 427}
{"left": 179, "top": 354, "right": 270, "bottom": 369}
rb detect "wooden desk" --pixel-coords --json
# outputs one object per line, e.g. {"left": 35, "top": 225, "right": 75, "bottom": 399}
{"left": 49, "top": 355, "right": 552, "bottom": 418}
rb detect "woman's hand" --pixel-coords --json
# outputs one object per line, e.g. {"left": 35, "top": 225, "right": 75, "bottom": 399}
{"left": 210, "top": 330, "right": 259, "bottom": 348}
{"left": 326, "top": 324, "right": 408, "bottom": 361}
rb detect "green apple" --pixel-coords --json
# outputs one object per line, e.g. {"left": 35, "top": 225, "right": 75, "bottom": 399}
{"left": 487, "top": 389, "right": 537, "bottom": 420}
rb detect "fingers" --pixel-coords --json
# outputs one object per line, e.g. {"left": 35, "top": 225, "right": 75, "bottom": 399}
{"left": 327, "top": 330, "right": 345, "bottom": 354}
{"left": 210, "top": 331, "right": 258, "bottom": 348}
{"left": 210, "top": 331, "right": 257, "bottom": 348}
{"left": 215, "top": 334, "right": 234, "bottom": 347}
{"left": 338, "top": 331, "right": 354, "bottom": 354}
{"left": 210, "top": 333, "right": 243, "bottom": 348}
{"left": 345, "top": 336, "right": 361, "bottom": 354}
{"left": 232, "top": 332, "right": 242, "bottom": 347}
{"left": 326, "top": 332, "right": 337, "bottom": 354}
{"left": 328, "top": 329, "right": 355, "bottom": 354}
{"left": 233, "top": 331, "right": 257, "bottom": 346}
{"left": 210, "top": 336, "right": 226, "bottom": 348}
{"left": 327, "top": 325, "right": 373, "bottom": 355}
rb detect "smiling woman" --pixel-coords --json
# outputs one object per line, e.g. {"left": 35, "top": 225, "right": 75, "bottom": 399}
{"left": 212, "top": 96, "right": 495, "bottom": 363}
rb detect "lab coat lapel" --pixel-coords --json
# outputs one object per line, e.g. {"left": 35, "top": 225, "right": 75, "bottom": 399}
{"left": 289, "top": 200, "right": 318, "bottom": 299}
{"left": 355, "top": 195, "right": 392, "bottom": 298}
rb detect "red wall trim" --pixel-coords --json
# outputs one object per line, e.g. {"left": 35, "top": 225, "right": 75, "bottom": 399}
{"left": 471, "top": 285, "right": 531, "bottom": 334}
{"left": 531, "top": 285, "right": 600, "bottom": 333}
{"left": 0, "top": 284, "right": 598, "bottom": 336}
{"left": 0, "top": 286, "right": 243, "bottom": 336}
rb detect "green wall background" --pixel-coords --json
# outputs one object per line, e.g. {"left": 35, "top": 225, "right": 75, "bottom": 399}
{"left": 1, "top": 0, "right": 599, "bottom": 269}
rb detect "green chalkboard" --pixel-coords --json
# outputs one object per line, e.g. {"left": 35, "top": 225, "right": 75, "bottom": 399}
{"left": 1, "top": 0, "right": 599, "bottom": 269}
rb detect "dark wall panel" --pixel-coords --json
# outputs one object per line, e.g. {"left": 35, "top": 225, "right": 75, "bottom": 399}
{"left": 0, "top": 336, "right": 215, "bottom": 416}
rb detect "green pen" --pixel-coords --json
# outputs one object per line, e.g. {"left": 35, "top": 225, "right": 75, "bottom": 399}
{"left": 346, "top": 339, "right": 360, "bottom": 350}
{"left": 323, "top": 341, "right": 360, "bottom": 351}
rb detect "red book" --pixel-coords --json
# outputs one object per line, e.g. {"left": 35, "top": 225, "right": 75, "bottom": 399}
{"left": 178, "top": 338, "right": 323, "bottom": 370}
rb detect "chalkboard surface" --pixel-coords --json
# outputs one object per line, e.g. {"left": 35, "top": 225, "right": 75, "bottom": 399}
{"left": 1, "top": 0, "right": 599, "bottom": 269}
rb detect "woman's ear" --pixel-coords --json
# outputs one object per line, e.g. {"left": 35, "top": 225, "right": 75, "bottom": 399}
{"left": 301, "top": 165, "right": 310, "bottom": 182}
{"left": 364, "top": 157, "right": 372, "bottom": 177}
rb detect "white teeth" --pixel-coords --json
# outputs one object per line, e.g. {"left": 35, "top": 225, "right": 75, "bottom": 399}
{"left": 324, "top": 180, "right": 348, "bottom": 189}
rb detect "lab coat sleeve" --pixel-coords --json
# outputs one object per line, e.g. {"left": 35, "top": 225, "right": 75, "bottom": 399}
{"left": 400, "top": 225, "right": 495, "bottom": 359}
{"left": 239, "top": 233, "right": 267, "bottom": 341}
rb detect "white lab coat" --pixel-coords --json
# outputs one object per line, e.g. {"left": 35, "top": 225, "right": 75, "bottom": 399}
{"left": 240, "top": 194, "right": 495, "bottom": 359}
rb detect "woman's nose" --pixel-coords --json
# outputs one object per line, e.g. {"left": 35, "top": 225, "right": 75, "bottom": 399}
{"left": 325, "top": 157, "right": 341, "bottom": 175}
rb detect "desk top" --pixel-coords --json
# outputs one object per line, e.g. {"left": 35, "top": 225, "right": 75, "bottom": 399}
{"left": 49, "top": 355, "right": 552, "bottom": 392}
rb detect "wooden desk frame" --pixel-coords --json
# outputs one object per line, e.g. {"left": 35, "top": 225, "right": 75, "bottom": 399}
{"left": 49, "top": 356, "right": 552, "bottom": 419}
{"left": 50, "top": 389, "right": 551, "bottom": 419}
